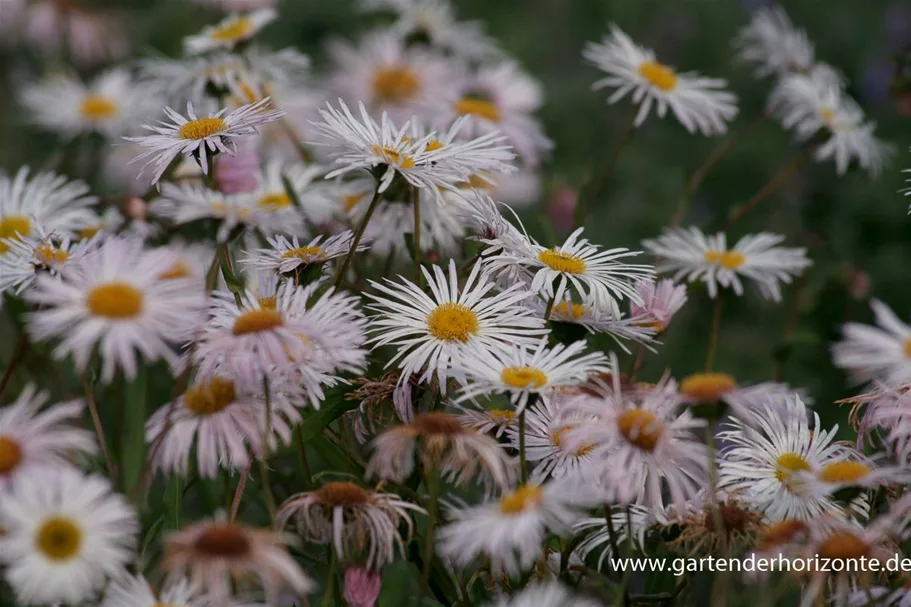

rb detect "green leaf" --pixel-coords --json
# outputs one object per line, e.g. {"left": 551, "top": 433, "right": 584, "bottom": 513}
{"left": 121, "top": 366, "right": 147, "bottom": 494}
{"left": 404, "top": 232, "right": 417, "bottom": 262}
{"left": 295, "top": 386, "right": 358, "bottom": 444}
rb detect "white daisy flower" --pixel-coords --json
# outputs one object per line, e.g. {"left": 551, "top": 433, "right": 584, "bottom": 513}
{"left": 457, "top": 189, "right": 532, "bottom": 256}
{"left": 243, "top": 159, "right": 322, "bottom": 230}
{"left": 366, "top": 412, "right": 517, "bottom": 490}
{"left": 278, "top": 481, "right": 424, "bottom": 569}
{"left": 675, "top": 372, "right": 802, "bottom": 426}
{"left": 504, "top": 392, "right": 600, "bottom": 482}
{"left": 328, "top": 30, "right": 455, "bottom": 123}
{"left": 242, "top": 231, "right": 364, "bottom": 276}
{"left": 125, "top": 99, "right": 285, "bottom": 186}
{"left": 27, "top": 238, "right": 208, "bottom": 383}
{"left": 0, "top": 225, "right": 100, "bottom": 298}
{"left": 361, "top": 0, "right": 502, "bottom": 61}
{"left": 792, "top": 452, "right": 911, "bottom": 503}
{"left": 534, "top": 292, "right": 658, "bottom": 352}
{"left": 0, "top": 384, "right": 95, "bottom": 489}
{"left": 832, "top": 299, "right": 911, "bottom": 385}
{"left": 717, "top": 395, "right": 865, "bottom": 522}
{"left": 642, "top": 227, "right": 811, "bottom": 301}
{"left": 451, "top": 401, "right": 518, "bottom": 438}
{"left": 482, "top": 581, "right": 602, "bottom": 607}
{"left": 845, "top": 587, "right": 911, "bottom": 607}
{"left": 156, "top": 240, "right": 216, "bottom": 283}
{"left": 584, "top": 24, "right": 738, "bottom": 135}
{"left": 0, "top": 167, "right": 98, "bottom": 253}
{"left": 366, "top": 259, "right": 547, "bottom": 388}
{"left": 561, "top": 374, "right": 708, "bottom": 512}
{"left": 629, "top": 278, "right": 688, "bottom": 333}
{"left": 735, "top": 6, "right": 816, "bottom": 78}
{"left": 771, "top": 73, "right": 893, "bottom": 176}
{"left": 854, "top": 388, "right": 911, "bottom": 466}
{"left": 101, "top": 574, "right": 209, "bottom": 607}
{"left": 485, "top": 226, "right": 654, "bottom": 316}
{"left": 436, "top": 477, "right": 595, "bottom": 578}
{"left": 0, "top": 468, "right": 137, "bottom": 605}
{"left": 21, "top": 69, "right": 158, "bottom": 140}
{"left": 184, "top": 8, "right": 276, "bottom": 55}
{"left": 435, "top": 60, "right": 552, "bottom": 166}
{"left": 312, "top": 100, "right": 516, "bottom": 204}
{"left": 146, "top": 375, "right": 303, "bottom": 478}
{"left": 456, "top": 337, "right": 609, "bottom": 414}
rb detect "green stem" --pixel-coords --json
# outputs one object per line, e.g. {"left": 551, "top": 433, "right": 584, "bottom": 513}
{"left": 603, "top": 505, "right": 622, "bottom": 575}
{"left": 322, "top": 546, "right": 338, "bottom": 607}
{"left": 519, "top": 409, "right": 528, "bottom": 484}
{"left": 573, "top": 109, "right": 638, "bottom": 229}
{"left": 543, "top": 294, "right": 556, "bottom": 321}
{"left": 705, "top": 296, "right": 723, "bottom": 372}
{"left": 204, "top": 154, "right": 218, "bottom": 190}
{"left": 0, "top": 331, "right": 29, "bottom": 401}
{"left": 418, "top": 464, "right": 441, "bottom": 605}
{"left": 81, "top": 372, "right": 117, "bottom": 481}
{"left": 295, "top": 425, "right": 313, "bottom": 490}
{"left": 412, "top": 185, "right": 423, "bottom": 289}
{"left": 334, "top": 186, "right": 382, "bottom": 289}
{"left": 259, "top": 377, "right": 277, "bottom": 524}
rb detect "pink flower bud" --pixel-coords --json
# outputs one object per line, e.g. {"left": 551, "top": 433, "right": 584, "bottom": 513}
{"left": 215, "top": 136, "right": 260, "bottom": 194}
{"left": 546, "top": 186, "right": 577, "bottom": 233}
{"left": 343, "top": 567, "right": 382, "bottom": 607}
{"left": 123, "top": 196, "right": 148, "bottom": 221}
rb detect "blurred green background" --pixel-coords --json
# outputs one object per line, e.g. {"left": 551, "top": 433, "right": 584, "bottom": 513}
{"left": 1, "top": 0, "right": 910, "bottom": 438}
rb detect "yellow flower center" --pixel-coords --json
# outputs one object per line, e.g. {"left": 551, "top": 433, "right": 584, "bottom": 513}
{"left": 86, "top": 282, "right": 144, "bottom": 319}
{"left": 79, "top": 226, "right": 102, "bottom": 241}
{"left": 818, "top": 461, "right": 871, "bottom": 484}
{"left": 80, "top": 95, "right": 118, "bottom": 121}
{"left": 500, "top": 366, "right": 548, "bottom": 389}
{"left": 455, "top": 97, "right": 502, "bottom": 122}
{"left": 179, "top": 117, "right": 227, "bottom": 140}
{"left": 426, "top": 303, "right": 479, "bottom": 343}
{"left": 458, "top": 173, "right": 493, "bottom": 190}
{"left": 159, "top": 260, "right": 191, "bottom": 280}
{"left": 0, "top": 436, "right": 23, "bottom": 474}
{"left": 616, "top": 409, "right": 663, "bottom": 451}
{"left": 553, "top": 301, "right": 589, "bottom": 320}
{"left": 635, "top": 319, "right": 665, "bottom": 332}
{"left": 679, "top": 373, "right": 737, "bottom": 402}
{"left": 281, "top": 246, "right": 323, "bottom": 262}
{"left": 775, "top": 452, "right": 811, "bottom": 483}
{"left": 551, "top": 425, "right": 595, "bottom": 456}
{"left": 820, "top": 107, "right": 836, "bottom": 123}
{"left": 34, "top": 244, "right": 69, "bottom": 266}
{"left": 704, "top": 250, "right": 746, "bottom": 270}
{"left": 258, "top": 296, "right": 277, "bottom": 309}
{"left": 0, "top": 215, "right": 32, "bottom": 254}
{"left": 342, "top": 194, "right": 363, "bottom": 213}
{"left": 372, "top": 66, "right": 421, "bottom": 103}
{"left": 370, "top": 145, "right": 416, "bottom": 169}
{"left": 487, "top": 409, "right": 516, "bottom": 423}
{"left": 424, "top": 139, "right": 445, "bottom": 151}
{"left": 903, "top": 337, "right": 911, "bottom": 359}
{"left": 210, "top": 16, "right": 255, "bottom": 42}
{"left": 184, "top": 377, "right": 237, "bottom": 415}
{"left": 817, "top": 532, "right": 869, "bottom": 561}
{"left": 538, "top": 249, "right": 586, "bottom": 274}
{"left": 499, "top": 485, "right": 544, "bottom": 515}
{"left": 258, "top": 193, "right": 292, "bottom": 210}
{"left": 638, "top": 61, "right": 678, "bottom": 91}
{"left": 232, "top": 308, "right": 284, "bottom": 335}
{"left": 36, "top": 517, "right": 83, "bottom": 561}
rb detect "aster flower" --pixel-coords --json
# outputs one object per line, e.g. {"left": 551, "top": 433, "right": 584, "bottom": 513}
{"left": 184, "top": 8, "right": 277, "bottom": 55}
{"left": 735, "top": 6, "right": 816, "bottom": 78}
{"left": 0, "top": 225, "right": 100, "bottom": 298}
{"left": 366, "top": 411, "right": 517, "bottom": 490}
{"left": 717, "top": 395, "right": 866, "bottom": 522}
{"left": 0, "top": 167, "right": 98, "bottom": 252}
{"left": 542, "top": 292, "right": 658, "bottom": 352}
{"left": 792, "top": 451, "right": 911, "bottom": 503}
{"left": 366, "top": 259, "right": 547, "bottom": 388}
{"left": 242, "top": 231, "right": 364, "bottom": 276}
{"left": 146, "top": 375, "right": 304, "bottom": 478}
{"left": 0, "top": 468, "right": 137, "bottom": 605}
{"left": 21, "top": 69, "right": 157, "bottom": 140}
{"left": 243, "top": 159, "right": 323, "bottom": 227}
{"left": 560, "top": 370, "right": 709, "bottom": 512}
{"left": 162, "top": 518, "right": 313, "bottom": 601}
{"left": 126, "top": 99, "right": 286, "bottom": 186}
{"left": 642, "top": 227, "right": 811, "bottom": 301}
{"left": 456, "top": 337, "right": 609, "bottom": 414}
{"left": 482, "top": 581, "right": 602, "bottom": 607}
{"left": 832, "top": 299, "right": 911, "bottom": 385}
{"left": 771, "top": 73, "right": 893, "bottom": 176}
{"left": 665, "top": 489, "right": 768, "bottom": 557}
{"left": 436, "top": 478, "right": 596, "bottom": 578}
{"left": 101, "top": 574, "right": 209, "bottom": 607}
{"left": 28, "top": 238, "right": 207, "bottom": 383}
{"left": 675, "top": 372, "right": 801, "bottom": 426}
{"left": 629, "top": 278, "right": 687, "bottom": 333}
{"left": 312, "top": 100, "right": 516, "bottom": 203}
{"left": 452, "top": 401, "right": 519, "bottom": 439}
{"left": 485, "top": 226, "right": 654, "bottom": 317}
{"left": 278, "top": 481, "right": 424, "bottom": 569}
{"left": 584, "top": 24, "right": 738, "bottom": 135}
{"left": 0, "top": 384, "right": 95, "bottom": 488}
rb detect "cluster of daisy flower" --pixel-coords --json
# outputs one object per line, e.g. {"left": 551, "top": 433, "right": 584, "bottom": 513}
{"left": 0, "top": 1, "right": 907, "bottom": 607}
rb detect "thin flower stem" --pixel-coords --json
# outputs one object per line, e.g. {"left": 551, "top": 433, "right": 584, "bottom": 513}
{"left": 295, "top": 425, "right": 313, "bottom": 490}
{"left": 603, "top": 505, "right": 623, "bottom": 579}
{"left": 229, "top": 463, "right": 252, "bottom": 521}
{"left": 705, "top": 296, "right": 724, "bottom": 372}
{"left": 612, "top": 507, "right": 633, "bottom": 607}
{"left": 519, "top": 409, "right": 528, "bottom": 484}
{"left": 81, "top": 372, "right": 117, "bottom": 481}
{"left": 543, "top": 294, "right": 556, "bottom": 321}
{"left": 411, "top": 185, "right": 423, "bottom": 289}
{"left": 573, "top": 109, "right": 638, "bottom": 230}
{"left": 322, "top": 545, "right": 338, "bottom": 607}
{"left": 705, "top": 423, "right": 729, "bottom": 607}
{"left": 724, "top": 144, "right": 816, "bottom": 230}
{"left": 334, "top": 186, "right": 382, "bottom": 289}
{"left": 204, "top": 154, "right": 218, "bottom": 190}
{"left": 418, "top": 463, "right": 441, "bottom": 605}
{"left": 259, "top": 377, "right": 277, "bottom": 525}
{"left": 0, "top": 331, "right": 29, "bottom": 401}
